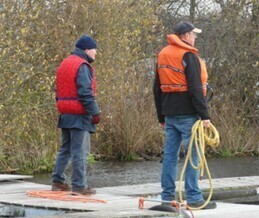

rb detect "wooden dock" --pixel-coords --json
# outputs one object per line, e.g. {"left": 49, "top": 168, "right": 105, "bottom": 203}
{"left": 0, "top": 174, "right": 259, "bottom": 217}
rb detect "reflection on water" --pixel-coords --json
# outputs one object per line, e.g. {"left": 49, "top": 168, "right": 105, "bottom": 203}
{"left": 29, "top": 157, "right": 259, "bottom": 188}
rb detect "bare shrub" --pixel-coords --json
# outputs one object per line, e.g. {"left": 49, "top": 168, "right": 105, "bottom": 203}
{"left": 93, "top": 60, "right": 163, "bottom": 160}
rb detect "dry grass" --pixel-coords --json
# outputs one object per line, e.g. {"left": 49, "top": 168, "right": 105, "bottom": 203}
{"left": 210, "top": 97, "right": 259, "bottom": 157}
{"left": 93, "top": 64, "right": 163, "bottom": 160}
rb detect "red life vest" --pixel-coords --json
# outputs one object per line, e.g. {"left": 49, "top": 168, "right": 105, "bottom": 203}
{"left": 157, "top": 34, "right": 208, "bottom": 94}
{"left": 56, "top": 55, "right": 96, "bottom": 114}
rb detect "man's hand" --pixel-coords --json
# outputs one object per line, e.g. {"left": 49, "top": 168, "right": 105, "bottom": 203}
{"left": 92, "top": 114, "right": 100, "bottom": 124}
{"left": 202, "top": 119, "right": 210, "bottom": 128}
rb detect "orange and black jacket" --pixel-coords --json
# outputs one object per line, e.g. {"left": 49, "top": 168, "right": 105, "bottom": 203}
{"left": 153, "top": 34, "right": 210, "bottom": 123}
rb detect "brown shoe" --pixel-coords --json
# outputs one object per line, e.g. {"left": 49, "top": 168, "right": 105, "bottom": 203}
{"left": 72, "top": 187, "right": 96, "bottom": 195}
{"left": 51, "top": 182, "right": 70, "bottom": 191}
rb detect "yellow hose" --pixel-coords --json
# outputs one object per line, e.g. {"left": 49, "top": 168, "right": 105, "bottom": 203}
{"left": 178, "top": 120, "right": 220, "bottom": 210}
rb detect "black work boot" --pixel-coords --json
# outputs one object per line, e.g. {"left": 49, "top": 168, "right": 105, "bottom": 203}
{"left": 187, "top": 200, "right": 217, "bottom": 210}
{"left": 72, "top": 187, "right": 96, "bottom": 195}
{"left": 51, "top": 182, "right": 71, "bottom": 191}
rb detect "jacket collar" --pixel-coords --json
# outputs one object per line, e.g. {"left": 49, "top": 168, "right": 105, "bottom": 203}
{"left": 72, "top": 48, "right": 94, "bottom": 63}
{"left": 167, "top": 34, "right": 198, "bottom": 54}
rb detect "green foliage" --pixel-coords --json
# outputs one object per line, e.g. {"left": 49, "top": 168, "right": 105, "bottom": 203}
{"left": 119, "top": 153, "right": 140, "bottom": 161}
{"left": 87, "top": 154, "right": 96, "bottom": 165}
{"left": 0, "top": 0, "right": 163, "bottom": 173}
{"left": 219, "top": 149, "right": 234, "bottom": 158}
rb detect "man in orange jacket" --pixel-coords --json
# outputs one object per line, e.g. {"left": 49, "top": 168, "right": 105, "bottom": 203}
{"left": 153, "top": 21, "right": 216, "bottom": 209}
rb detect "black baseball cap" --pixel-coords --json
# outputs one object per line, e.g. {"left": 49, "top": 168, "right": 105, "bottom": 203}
{"left": 173, "top": 21, "right": 202, "bottom": 35}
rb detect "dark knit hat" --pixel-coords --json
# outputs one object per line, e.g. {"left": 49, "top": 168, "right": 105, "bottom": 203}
{"left": 173, "top": 21, "right": 202, "bottom": 35}
{"left": 75, "top": 35, "right": 97, "bottom": 50}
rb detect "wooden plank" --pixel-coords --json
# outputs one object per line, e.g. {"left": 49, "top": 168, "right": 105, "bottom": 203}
{"left": 0, "top": 174, "right": 32, "bottom": 181}
{"left": 193, "top": 202, "right": 259, "bottom": 218}
{"left": 0, "top": 181, "right": 49, "bottom": 194}
{"left": 0, "top": 176, "right": 258, "bottom": 217}
{"left": 96, "top": 176, "right": 259, "bottom": 196}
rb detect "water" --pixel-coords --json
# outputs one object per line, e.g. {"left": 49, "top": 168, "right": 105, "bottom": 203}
{"left": 30, "top": 156, "right": 259, "bottom": 188}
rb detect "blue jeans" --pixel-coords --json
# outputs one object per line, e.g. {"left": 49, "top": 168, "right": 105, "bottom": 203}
{"left": 161, "top": 116, "right": 203, "bottom": 204}
{"left": 52, "top": 128, "right": 90, "bottom": 191}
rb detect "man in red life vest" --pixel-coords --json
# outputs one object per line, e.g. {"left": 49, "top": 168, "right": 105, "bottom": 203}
{"left": 153, "top": 21, "right": 216, "bottom": 209}
{"left": 52, "top": 35, "right": 100, "bottom": 195}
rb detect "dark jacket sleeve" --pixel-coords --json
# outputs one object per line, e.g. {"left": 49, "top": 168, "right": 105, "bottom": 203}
{"left": 153, "top": 69, "right": 165, "bottom": 123}
{"left": 76, "top": 64, "right": 100, "bottom": 116}
{"left": 183, "top": 52, "right": 210, "bottom": 120}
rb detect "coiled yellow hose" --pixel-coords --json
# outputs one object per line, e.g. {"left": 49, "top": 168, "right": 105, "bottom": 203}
{"left": 178, "top": 120, "right": 220, "bottom": 210}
